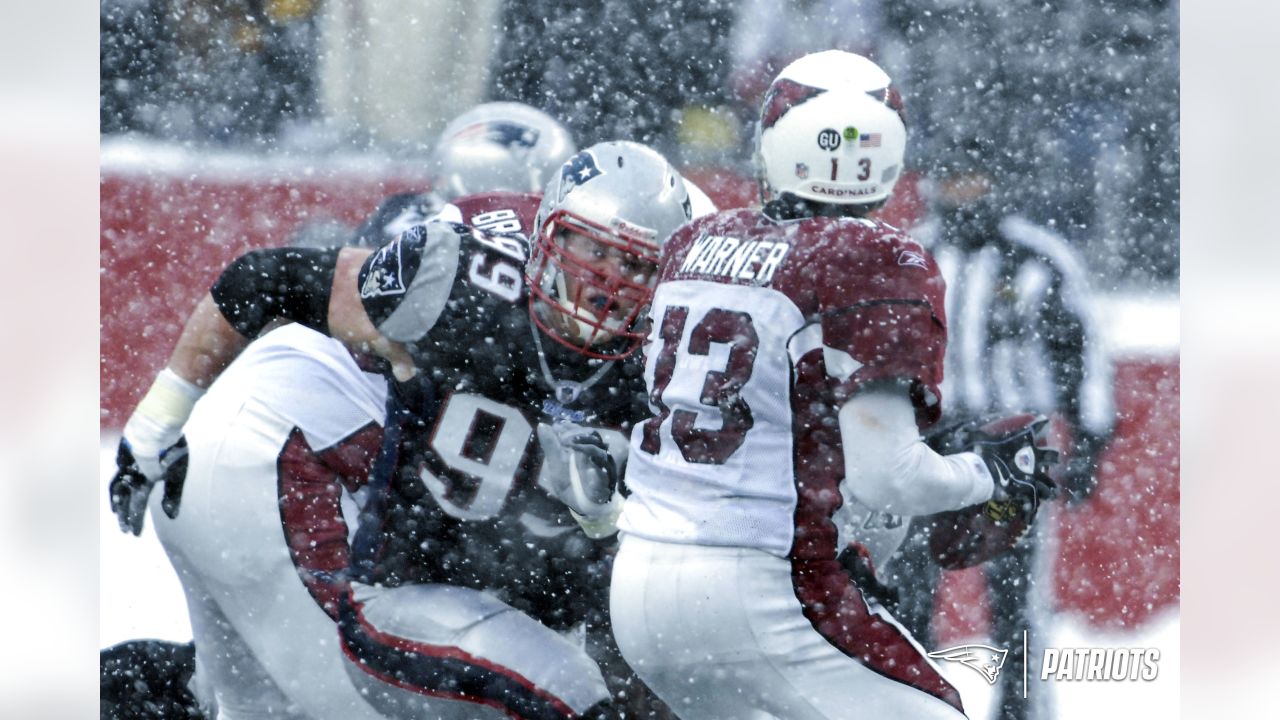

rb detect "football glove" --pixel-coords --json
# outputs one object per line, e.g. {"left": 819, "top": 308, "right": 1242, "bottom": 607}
{"left": 970, "top": 415, "right": 1060, "bottom": 523}
{"left": 110, "top": 436, "right": 188, "bottom": 536}
{"left": 928, "top": 414, "right": 1060, "bottom": 525}
{"left": 111, "top": 368, "right": 205, "bottom": 535}
{"left": 536, "top": 421, "right": 625, "bottom": 534}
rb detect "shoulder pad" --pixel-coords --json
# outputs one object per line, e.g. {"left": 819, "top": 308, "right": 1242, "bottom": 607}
{"left": 358, "top": 223, "right": 463, "bottom": 342}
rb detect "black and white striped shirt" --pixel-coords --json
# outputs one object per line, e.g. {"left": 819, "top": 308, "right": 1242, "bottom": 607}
{"left": 915, "top": 215, "right": 1114, "bottom": 440}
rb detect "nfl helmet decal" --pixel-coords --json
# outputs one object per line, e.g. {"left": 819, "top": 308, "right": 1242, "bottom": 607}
{"left": 360, "top": 233, "right": 412, "bottom": 299}
{"left": 452, "top": 120, "right": 541, "bottom": 155}
{"left": 817, "top": 128, "right": 841, "bottom": 150}
{"left": 556, "top": 150, "right": 605, "bottom": 201}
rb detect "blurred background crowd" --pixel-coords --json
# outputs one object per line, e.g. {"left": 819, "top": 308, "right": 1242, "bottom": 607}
{"left": 100, "top": 0, "right": 1178, "bottom": 284}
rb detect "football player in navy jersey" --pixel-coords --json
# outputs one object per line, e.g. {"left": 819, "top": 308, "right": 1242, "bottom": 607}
{"left": 610, "top": 51, "right": 1058, "bottom": 719}
{"left": 106, "top": 141, "right": 705, "bottom": 719}
{"left": 102, "top": 100, "right": 576, "bottom": 720}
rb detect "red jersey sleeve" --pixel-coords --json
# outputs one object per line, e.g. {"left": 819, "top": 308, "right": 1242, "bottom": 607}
{"left": 816, "top": 221, "right": 948, "bottom": 427}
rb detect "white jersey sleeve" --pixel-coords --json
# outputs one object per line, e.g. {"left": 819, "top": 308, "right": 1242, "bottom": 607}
{"left": 191, "top": 323, "right": 388, "bottom": 451}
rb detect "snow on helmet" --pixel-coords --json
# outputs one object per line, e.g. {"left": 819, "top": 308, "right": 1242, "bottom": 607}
{"left": 756, "top": 50, "right": 907, "bottom": 207}
{"left": 528, "top": 141, "right": 693, "bottom": 359}
{"left": 430, "top": 102, "right": 576, "bottom": 201}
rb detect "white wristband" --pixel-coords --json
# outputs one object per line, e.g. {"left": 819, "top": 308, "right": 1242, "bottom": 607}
{"left": 569, "top": 493, "right": 624, "bottom": 539}
{"left": 122, "top": 368, "right": 206, "bottom": 477}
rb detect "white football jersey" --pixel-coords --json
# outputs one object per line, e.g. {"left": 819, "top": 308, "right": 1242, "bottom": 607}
{"left": 190, "top": 322, "right": 388, "bottom": 453}
{"left": 620, "top": 209, "right": 948, "bottom": 562}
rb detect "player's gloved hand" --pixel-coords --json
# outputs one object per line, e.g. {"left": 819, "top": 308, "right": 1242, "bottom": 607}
{"left": 967, "top": 414, "right": 1060, "bottom": 524}
{"left": 110, "top": 368, "right": 205, "bottom": 536}
{"left": 110, "top": 436, "right": 188, "bottom": 536}
{"left": 536, "top": 421, "right": 625, "bottom": 535}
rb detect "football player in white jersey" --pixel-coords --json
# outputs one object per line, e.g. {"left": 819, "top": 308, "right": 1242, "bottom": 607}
{"left": 107, "top": 142, "right": 707, "bottom": 719}
{"left": 102, "top": 100, "right": 576, "bottom": 720}
{"left": 610, "top": 51, "right": 1057, "bottom": 719}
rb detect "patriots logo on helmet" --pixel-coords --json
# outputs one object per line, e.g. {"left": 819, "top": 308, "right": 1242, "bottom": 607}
{"left": 928, "top": 644, "right": 1009, "bottom": 685}
{"left": 453, "top": 121, "right": 540, "bottom": 154}
{"left": 556, "top": 150, "right": 604, "bottom": 201}
{"left": 483, "top": 121, "right": 540, "bottom": 151}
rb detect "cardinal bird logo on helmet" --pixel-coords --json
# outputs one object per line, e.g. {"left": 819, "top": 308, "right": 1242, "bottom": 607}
{"left": 760, "top": 78, "right": 826, "bottom": 130}
{"left": 928, "top": 644, "right": 1009, "bottom": 685}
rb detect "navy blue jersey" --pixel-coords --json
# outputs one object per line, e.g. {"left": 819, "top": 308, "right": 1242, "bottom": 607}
{"left": 354, "top": 192, "right": 647, "bottom": 630}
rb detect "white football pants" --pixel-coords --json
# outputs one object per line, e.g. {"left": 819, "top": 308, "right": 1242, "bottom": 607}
{"left": 339, "top": 583, "right": 612, "bottom": 719}
{"left": 610, "top": 536, "right": 970, "bottom": 720}
{"left": 152, "top": 397, "right": 384, "bottom": 720}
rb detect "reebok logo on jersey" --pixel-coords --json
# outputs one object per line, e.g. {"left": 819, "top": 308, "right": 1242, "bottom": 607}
{"left": 898, "top": 249, "right": 928, "bottom": 269}
{"left": 679, "top": 235, "right": 790, "bottom": 284}
{"left": 929, "top": 644, "right": 1008, "bottom": 685}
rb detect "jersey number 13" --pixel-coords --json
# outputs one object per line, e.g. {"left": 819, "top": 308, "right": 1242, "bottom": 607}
{"left": 639, "top": 305, "right": 759, "bottom": 465}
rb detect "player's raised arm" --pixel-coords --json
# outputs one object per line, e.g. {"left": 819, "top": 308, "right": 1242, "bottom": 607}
{"left": 110, "top": 244, "right": 413, "bottom": 535}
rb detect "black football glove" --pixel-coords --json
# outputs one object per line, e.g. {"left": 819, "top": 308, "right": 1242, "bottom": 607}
{"left": 110, "top": 436, "right": 188, "bottom": 536}
{"left": 968, "top": 415, "right": 1060, "bottom": 524}
{"left": 927, "top": 414, "right": 1060, "bottom": 525}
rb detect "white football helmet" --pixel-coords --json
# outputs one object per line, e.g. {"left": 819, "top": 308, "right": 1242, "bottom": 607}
{"left": 756, "top": 50, "right": 907, "bottom": 207}
{"left": 527, "top": 141, "right": 692, "bottom": 359}
{"left": 430, "top": 102, "right": 576, "bottom": 201}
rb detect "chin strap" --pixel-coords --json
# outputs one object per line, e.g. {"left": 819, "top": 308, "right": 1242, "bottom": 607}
{"left": 531, "top": 323, "right": 615, "bottom": 404}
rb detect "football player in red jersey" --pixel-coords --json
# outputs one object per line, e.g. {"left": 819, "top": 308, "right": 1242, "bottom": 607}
{"left": 610, "top": 51, "right": 1056, "bottom": 719}
{"left": 106, "top": 142, "right": 706, "bottom": 719}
